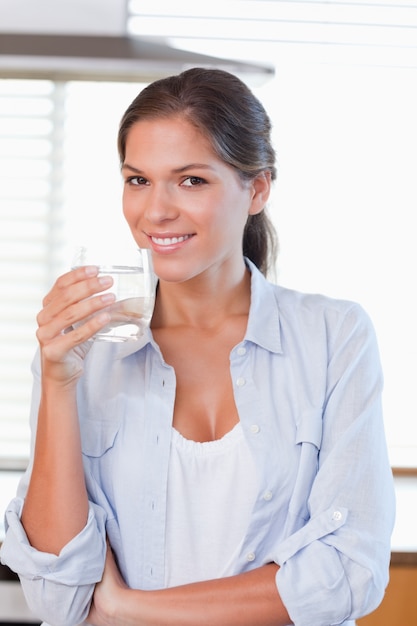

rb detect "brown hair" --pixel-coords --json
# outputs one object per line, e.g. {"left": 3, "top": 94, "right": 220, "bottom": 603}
{"left": 118, "top": 68, "right": 278, "bottom": 276}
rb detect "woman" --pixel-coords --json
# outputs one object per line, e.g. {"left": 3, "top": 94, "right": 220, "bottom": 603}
{"left": 1, "top": 68, "right": 395, "bottom": 626}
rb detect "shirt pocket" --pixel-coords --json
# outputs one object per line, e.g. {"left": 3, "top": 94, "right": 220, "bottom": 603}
{"left": 79, "top": 394, "right": 122, "bottom": 458}
{"left": 80, "top": 417, "right": 121, "bottom": 457}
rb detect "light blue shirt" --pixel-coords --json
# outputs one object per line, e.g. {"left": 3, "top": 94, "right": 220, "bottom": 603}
{"left": 1, "top": 261, "right": 395, "bottom": 626}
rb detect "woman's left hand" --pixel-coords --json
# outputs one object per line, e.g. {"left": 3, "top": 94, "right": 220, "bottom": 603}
{"left": 87, "top": 542, "right": 128, "bottom": 625}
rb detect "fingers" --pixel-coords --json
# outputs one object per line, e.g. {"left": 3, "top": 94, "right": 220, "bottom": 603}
{"left": 38, "top": 310, "right": 111, "bottom": 358}
{"left": 37, "top": 266, "right": 115, "bottom": 345}
{"left": 35, "top": 266, "right": 118, "bottom": 382}
{"left": 41, "top": 266, "right": 109, "bottom": 318}
{"left": 42, "top": 265, "right": 100, "bottom": 307}
{"left": 37, "top": 266, "right": 114, "bottom": 342}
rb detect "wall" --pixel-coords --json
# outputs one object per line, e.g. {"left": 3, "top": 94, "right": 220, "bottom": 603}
{"left": 0, "top": 0, "right": 126, "bottom": 35}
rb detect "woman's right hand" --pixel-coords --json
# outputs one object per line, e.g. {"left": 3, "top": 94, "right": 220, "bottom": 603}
{"left": 36, "top": 265, "right": 115, "bottom": 385}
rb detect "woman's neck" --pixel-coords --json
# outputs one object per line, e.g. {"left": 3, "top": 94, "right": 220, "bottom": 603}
{"left": 151, "top": 264, "right": 251, "bottom": 331}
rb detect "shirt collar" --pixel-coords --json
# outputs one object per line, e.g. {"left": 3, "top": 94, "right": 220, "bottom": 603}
{"left": 244, "top": 258, "right": 283, "bottom": 354}
{"left": 106, "top": 258, "right": 282, "bottom": 360}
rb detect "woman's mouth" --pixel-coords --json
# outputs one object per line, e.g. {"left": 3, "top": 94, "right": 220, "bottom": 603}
{"left": 150, "top": 234, "right": 193, "bottom": 246}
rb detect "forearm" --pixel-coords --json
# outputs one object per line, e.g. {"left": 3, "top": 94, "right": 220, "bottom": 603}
{"left": 21, "top": 380, "right": 88, "bottom": 555}
{"left": 104, "top": 564, "right": 292, "bottom": 626}
{"left": 20, "top": 265, "right": 113, "bottom": 555}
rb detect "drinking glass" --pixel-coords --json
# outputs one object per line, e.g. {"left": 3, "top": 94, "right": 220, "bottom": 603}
{"left": 72, "top": 246, "right": 156, "bottom": 342}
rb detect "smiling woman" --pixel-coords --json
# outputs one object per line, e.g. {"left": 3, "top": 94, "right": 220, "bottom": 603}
{"left": 0, "top": 7, "right": 416, "bottom": 626}
{"left": 0, "top": 67, "right": 395, "bottom": 626}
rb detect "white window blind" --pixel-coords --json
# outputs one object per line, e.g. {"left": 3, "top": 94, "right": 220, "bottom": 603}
{"left": 0, "top": 79, "right": 143, "bottom": 469}
{"left": 0, "top": 79, "right": 65, "bottom": 468}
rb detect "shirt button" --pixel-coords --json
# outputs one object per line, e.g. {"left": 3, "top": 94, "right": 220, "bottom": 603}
{"left": 236, "top": 377, "right": 246, "bottom": 387}
{"left": 250, "top": 424, "right": 260, "bottom": 434}
{"left": 332, "top": 510, "right": 343, "bottom": 521}
{"left": 263, "top": 490, "right": 273, "bottom": 501}
{"left": 246, "top": 552, "right": 256, "bottom": 562}
{"left": 237, "top": 346, "right": 246, "bottom": 356}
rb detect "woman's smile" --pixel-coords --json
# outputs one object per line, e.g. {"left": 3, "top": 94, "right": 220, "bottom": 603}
{"left": 151, "top": 235, "right": 192, "bottom": 245}
{"left": 148, "top": 233, "right": 194, "bottom": 248}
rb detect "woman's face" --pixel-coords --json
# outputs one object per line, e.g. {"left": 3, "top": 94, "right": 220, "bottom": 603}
{"left": 122, "top": 115, "right": 268, "bottom": 285}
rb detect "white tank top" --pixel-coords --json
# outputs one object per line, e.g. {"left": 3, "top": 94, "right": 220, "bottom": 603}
{"left": 164, "top": 422, "right": 259, "bottom": 588}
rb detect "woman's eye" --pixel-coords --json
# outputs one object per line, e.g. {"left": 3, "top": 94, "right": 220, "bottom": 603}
{"left": 182, "top": 176, "right": 205, "bottom": 187}
{"left": 127, "top": 176, "right": 148, "bottom": 186}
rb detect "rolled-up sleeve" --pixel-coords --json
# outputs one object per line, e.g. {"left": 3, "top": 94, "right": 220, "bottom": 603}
{"left": 274, "top": 303, "right": 395, "bottom": 626}
{"left": 1, "top": 497, "right": 107, "bottom": 626}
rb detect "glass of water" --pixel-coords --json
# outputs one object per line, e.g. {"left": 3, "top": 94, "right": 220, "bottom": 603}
{"left": 72, "top": 245, "right": 156, "bottom": 342}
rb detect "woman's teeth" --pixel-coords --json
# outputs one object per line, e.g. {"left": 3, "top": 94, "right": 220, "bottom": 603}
{"left": 151, "top": 235, "right": 190, "bottom": 246}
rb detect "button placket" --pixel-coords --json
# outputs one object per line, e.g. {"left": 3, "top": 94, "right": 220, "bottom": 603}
{"left": 232, "top": 343, "right": 248, "bottom": 389}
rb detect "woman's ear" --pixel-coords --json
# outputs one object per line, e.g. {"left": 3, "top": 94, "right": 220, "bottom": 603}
{"left": 248, "top": 170, "right": 272, "bottom": 215}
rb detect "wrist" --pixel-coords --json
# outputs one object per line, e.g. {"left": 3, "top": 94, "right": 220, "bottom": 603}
{"left": 40, "top": 369, "right": 81, "bottom": 398}
{"left": 40, "top": 365, "right": 83, "bottom": 390}
{"left": 90, "top": 586, "right": 128, "bottom": 626}
{"left": 113, "top": 588, "right": 145, "bottom": 626}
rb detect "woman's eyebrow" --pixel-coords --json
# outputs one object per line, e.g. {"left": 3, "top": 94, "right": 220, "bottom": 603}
{"left": 121, "top": 162, "right": 214, "bottom": 174}
{"left": 171, "top": 163, "right": 214, "bottom": 173}
{"left": 121, "top": 163, "right": 143, "bottom": 173}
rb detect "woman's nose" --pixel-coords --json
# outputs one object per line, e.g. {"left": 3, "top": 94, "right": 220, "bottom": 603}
{"left": 145, "top": 185, "right": 179, "bottom": 223}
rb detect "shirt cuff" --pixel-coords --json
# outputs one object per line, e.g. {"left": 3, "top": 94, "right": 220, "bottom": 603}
{"left": 276, "top": 540, "right": 352, "bottom": 626}
{"left": 274, "top": 507, "right": 351, "bottom": 625}
{"left": 1, "top": 497, "right": 107, "bottom": 585}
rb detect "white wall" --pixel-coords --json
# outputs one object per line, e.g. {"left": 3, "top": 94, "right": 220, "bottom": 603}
{"left": 0, "top": 0, "right": 126, "bottom": 34}
{"left": 255, "top": 62, "right": 417, "bottom": 466}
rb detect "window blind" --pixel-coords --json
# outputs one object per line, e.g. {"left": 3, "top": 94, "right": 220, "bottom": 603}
{"left": 0, "top": 79, "right": 65, "bottom": 468}
{"left": 0, "top": 79, "right": 144, "bottom": 469}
